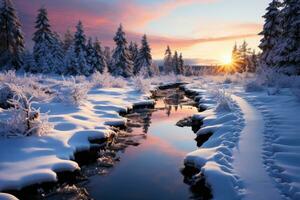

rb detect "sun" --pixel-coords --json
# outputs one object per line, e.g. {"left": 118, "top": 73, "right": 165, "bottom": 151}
{"left": 221, "top": 55, "right": 232, "bottom": 65}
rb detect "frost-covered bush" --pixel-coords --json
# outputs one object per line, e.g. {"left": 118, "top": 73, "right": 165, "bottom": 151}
{"left": 258, "top": 67, "right": 295, "bottom": 88}
{"left": 58, "top": 77, "right": 91, "bottom": 105}
{"left": 90, "top": 71, "right": 127, "bottom": 88}
{"left": 215, "top": 90, "right": 233, "bottom": 112}
{"left": 0, "top": 94, "right": 52, "bottom": 137}
{"left": 0, "top": 83, "right": 18, "bottom": 108}
{"left": 244, "top": 80, "right": 264, "bottom": 92}
{"left": 132, "top": 75, "right": 151, "bottom": 93}
{"left": 0, "top": 71, "right": 53, "bottom": 102}
{"left": 223, "top": 77, "right": 233, "bottom": 84}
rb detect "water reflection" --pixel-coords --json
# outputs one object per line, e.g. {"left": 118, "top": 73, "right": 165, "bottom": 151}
{"left": 44, "top": 88, "right": 210, "bottom": 200}
{"left": 86, "top": 88, "right": 210, "bottom": 200}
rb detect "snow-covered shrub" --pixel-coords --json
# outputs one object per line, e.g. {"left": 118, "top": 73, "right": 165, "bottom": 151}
{"left": 258, "top": 67, "right": 294, "bottom": 88}
{"left": 223, "top": 77, "right": 232, "bottom": 84}
{"left": 70, "top": 83, "right": 90, "bottom": 105}
{"left": 0, "top": 83, "right": 18, "bottom": 109}
{"left": 0, "top": 71, "right": 53, "bottom": 102}
{"left": 0, "top": 94, "right": 52, "bottom": 137}
{"left": 90, "top": 71, "right": 127, "bottom": 88}
{"left": 132, "top": 75, "right": 151, "bottom": 93}
{"left": 59, "top": 78, "right": 91, "bottom": 105}
{"left": 110, "top": 76, "right": 128, "bottom": 88}
{"left": 215, "top": 90, "right": 233, "bottom": 112}
{"left": 74, "top": 75, "right": 87, "bottom": 83}
{"left": 244, "top": 80, "right": 264, "bottom": 92}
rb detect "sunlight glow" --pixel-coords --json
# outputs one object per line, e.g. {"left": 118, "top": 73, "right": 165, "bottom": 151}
{"left": 221, "top": 55, "right": 232, "bottom": 65}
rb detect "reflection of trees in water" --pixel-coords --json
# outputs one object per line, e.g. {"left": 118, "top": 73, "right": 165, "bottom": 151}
{"left": 142, "top": 111, "right": 153, "bottom": 133}
{"left": 166, "top": 105, "right": 172, "bottom": 117}
{"left": 162, "top": 89, "right": 187, "bottom": 116}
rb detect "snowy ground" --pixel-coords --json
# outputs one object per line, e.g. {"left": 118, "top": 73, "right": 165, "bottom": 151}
{"left": 0, "top": 72, "right": 300, "bottom": 200}
{"left": 184, "top": 75, "right": 300, "bottom": 200}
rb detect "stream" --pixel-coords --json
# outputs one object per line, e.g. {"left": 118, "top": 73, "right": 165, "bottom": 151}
{"left": 45, "top": 87, "right": 211, "bottom": 200}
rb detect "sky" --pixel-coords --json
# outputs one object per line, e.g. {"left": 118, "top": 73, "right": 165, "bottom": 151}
{"left": 13, "top": 0, "right": 270, "bottom": 65}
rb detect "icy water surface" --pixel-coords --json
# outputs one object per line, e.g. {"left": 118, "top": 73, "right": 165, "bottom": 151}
{"left": 87, "top": 89, "right": 204, "bottom": 200}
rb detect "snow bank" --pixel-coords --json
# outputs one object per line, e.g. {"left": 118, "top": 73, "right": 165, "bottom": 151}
{"left": 0, "top": 74, "right": 152, "bottom": 192}
{"left": 184, "top": 83, "right": 245, "bottom": 200}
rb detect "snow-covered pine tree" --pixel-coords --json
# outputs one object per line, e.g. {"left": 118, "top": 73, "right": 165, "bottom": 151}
{"left": 52, "top": 32, "right": 65, "bottom": 74}
{"left": 74, "top": 21, "right": 90, "bottom": 75}
{"left": 163, "top": 46, "right": 173, "bottom": 74}
{"left": 276, "top": 0, "right": 300, "bottom": 74}
{"left": 248, "top": 50, "right": 259, "bottom": 73}
{"left": 237, "top": 41, "right": 251, "bottom": 73}
{"left": 129, "top": 41, "right": 139, "bottom": 75}
{"left": 136, "top": 34, "right": 152, "bottom": 77}
{"left": 64, "top": 43, "right": 79, "bottom": 75}
{"left": 259, "top": 0, "right": 282, "bottom": 68}
{"left": 103, "top": 46, "right": 112, "bottom": 73}
{"left": 63, "top": 29, "right": 74, "bottom": 52}
{"left": 93, "top": 38, "right": 107, "bottom": 73}
{"left": 178, "top": 53, "right": 184, "bottom": 75}
{"left": 111, "top": 24, "right": 133, "bottom": 78}
{"left": 231, "top": 43, "right": 242, "bottom": 73}
{"left": 0, "top": 0, "right": 25, "bottom": 70}
{"left": 33, "top": 7, "right": 55, "bottom": 73}
{"left": 172, "top": 51, "right": 179, "bottom": 75}
{"left": 86, "top": 37, "right": 96, "bottom": 74}
{"left": 23, "top": 50, "right": 37, "bottom": 73}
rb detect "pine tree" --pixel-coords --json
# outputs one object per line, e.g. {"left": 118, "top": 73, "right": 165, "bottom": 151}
{"left": 239, "top": 41, "right": 251, "bottom": 72}
{"left": 52, "top": 32, "right": 64, "bottom": 74}
{"left": 74, "top": 21, "right": 89, "bottom": 75}
{"left": 103, "top": 46, "right": 112, "bottom": 72}
{"left": 231, "top": 43, "right": 243, "bottom": 73}
{"left": 86, "top": 37, "right": 96, "bottom": 74}
{"left": 64, "top": 44, "right": 78, "bottom": 75}
{"left": 63, "top": 29, "right": 74, "bottom": 52}
{"left": 0, "top": 0, "right": 25, "bottom": 70}
{"left": 112, "top": 24, "right": 133, "bottom": 77}
{"left": 276, "top": 0, "right": 300, "bottom": 74}
{"left": 178, "top": 53, "right": 184, "bottom": 75}
{"left": 129, "top": 41, "right": 139, "bottom": 75}
{"left": 163, "top": 45, "right": 173, "bottom": 74}
{"left": 33, "top": 7, "right": 57, "bottom": 73}
{"left": 248, "top": 50, "right": 259, "bottom": 73}
{"left": 136, "top": 34, "right": 152, "bottom": 77}
{"left": 172, "top": 51, "right": 180, "bottom": 74}
{"left": 23, "top": 50, "right": 37, "bottom": 73}
{"left": 94, "top": 38, "right": 107, "bottom": 73}
{"left": 259, "top": 0, "right": 282, "bottom": 68}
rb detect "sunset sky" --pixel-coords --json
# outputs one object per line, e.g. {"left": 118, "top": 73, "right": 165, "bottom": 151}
{"left": 14, "top": 0, "right": 269, "bottom": 65}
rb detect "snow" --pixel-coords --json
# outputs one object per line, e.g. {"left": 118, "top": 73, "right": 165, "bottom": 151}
{"left": 183, "top": 75, "right": 300, "bottom": 200}
{"left": 240, "top": 89, "right": 300, "bottom": 200}
{"left": 184, "top": 83, "right": 245, "bottom": 200}
{"left": 0, "top": 75, "right": 152, "bottom": 192}
{"left": 232, "top": 95, "right": 281, "bottom": 200}
{"left": 0, "top": 193, "right": 19, "bottom": 200}
{"left": 1, "top": 73, "right": 300, "bottom": 200}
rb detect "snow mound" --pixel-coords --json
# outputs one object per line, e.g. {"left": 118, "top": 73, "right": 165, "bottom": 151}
{"left": 184, "top": 83, "right": 245, "bottom": 200}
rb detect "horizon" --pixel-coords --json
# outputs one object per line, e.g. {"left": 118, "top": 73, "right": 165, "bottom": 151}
{"left": 14, "top": 0, "right": 269, "bottom": 65}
